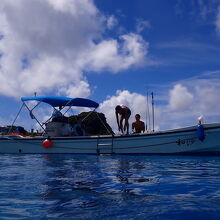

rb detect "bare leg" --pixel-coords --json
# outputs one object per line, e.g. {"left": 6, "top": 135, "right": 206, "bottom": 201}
{"left": 124, "top": 119, "right": 129, "bottom": 135}
{"left": 120, "top": 118, "right": 124, "bottom": 134}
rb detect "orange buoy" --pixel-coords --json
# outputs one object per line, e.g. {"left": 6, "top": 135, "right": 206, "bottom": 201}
{"left": 42, "top": 139, "right": 53, "bottom": 148}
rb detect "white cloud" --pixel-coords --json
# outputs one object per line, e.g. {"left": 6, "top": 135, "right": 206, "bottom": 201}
{"left": 177, "top": 71, "right": 220, "bottom": 114}
{"left": 154, "top": 72, "right": 220, "bottom": 129}
{"left": 0, "top": 0, "right": 150, "bottom": 98}
{"left": 47, "top": 0, "right": 98, "bottom": 16}
{"left": 58, "top": 81, "right": 91, "bottom": 98}
{"left": 85, "top": 33, "right": 149, "bottom": 72}
{"left": 216, "top": 6, "right": 220, "bottom": 35}
{"left": 169, "top": 84, "right": 194, "bottom": 111}
{"left": 107, "top": 15, "right": 118, "bottom": 29}
{"left": 136, "top": 19, "right": 151, "bottom": 33}
{"left": 195, "top": 86, "right": 220, "bottom": 112}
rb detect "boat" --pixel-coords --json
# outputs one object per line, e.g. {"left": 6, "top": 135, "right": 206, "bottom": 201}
{"left": 0, "top": 96, "right": 220, "bottom": 154}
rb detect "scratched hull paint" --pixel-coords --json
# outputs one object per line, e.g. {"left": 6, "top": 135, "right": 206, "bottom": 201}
{"left": 0, "top": 123, "right": 220, "bottom": 154}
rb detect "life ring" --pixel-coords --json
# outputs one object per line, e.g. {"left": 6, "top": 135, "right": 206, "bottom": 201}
{"left": 73, "top": 124, "right": 86, "bottom": 136}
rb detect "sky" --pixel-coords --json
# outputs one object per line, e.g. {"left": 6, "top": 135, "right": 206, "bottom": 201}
{"left": 1, "top": 0, "right": 220, "bottom": 133}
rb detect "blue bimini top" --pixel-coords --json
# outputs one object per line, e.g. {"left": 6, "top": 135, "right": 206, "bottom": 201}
{"left": 21, "top": 96, "right": 99, "bottom": 108}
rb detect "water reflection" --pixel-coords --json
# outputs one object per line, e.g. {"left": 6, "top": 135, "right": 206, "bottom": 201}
{"left": 1, "top": 155, "right": 220, "bottom": 219}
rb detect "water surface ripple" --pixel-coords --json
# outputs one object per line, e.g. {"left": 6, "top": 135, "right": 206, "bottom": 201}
{"left": 0, "top": 154, "right": 220, "bottom": 219}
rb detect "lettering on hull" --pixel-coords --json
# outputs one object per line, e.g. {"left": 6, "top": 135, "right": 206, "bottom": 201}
{"left": 176, "top": 138, "right": 196, "bottom": 146}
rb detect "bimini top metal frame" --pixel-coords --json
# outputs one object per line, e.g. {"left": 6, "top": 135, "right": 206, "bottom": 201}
{"left": 9, "top": 96, "right": 100, "bottom": 134}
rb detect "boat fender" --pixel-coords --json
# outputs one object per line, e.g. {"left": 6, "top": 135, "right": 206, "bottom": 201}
{"left": 42, "top": 139, "right": 53, "bottom": 148}
{"left": 197, "top": 124, "right": 205, "bottom": 141}
{"left": 73, "top": 124, "right": 86, "bottom": 136}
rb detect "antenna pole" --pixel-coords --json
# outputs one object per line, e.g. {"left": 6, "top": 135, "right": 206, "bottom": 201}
{"left": 146, "top": 91, "right": 151, "bottom": 131}
{"left": 151, "top": 92, "right": 154, "bottom": 132}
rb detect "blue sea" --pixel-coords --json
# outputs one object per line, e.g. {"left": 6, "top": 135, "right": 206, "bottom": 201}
{"left": 0, "top": 154, "right": 220, "bottom": 219}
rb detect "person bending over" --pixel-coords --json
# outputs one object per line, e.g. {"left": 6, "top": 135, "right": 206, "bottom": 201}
{"left": 115, "top": 105, "right": 131, "bottom": 135}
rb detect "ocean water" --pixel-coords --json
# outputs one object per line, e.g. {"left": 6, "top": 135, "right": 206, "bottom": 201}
{"left": 0, "top": 154, "right": 220, "bottom": 219}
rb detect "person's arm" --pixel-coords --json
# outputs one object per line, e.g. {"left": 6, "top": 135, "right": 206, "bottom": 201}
{"left": 142, "top": 121, "right": 145, "bottom": 133}
{"left": 116, "top": 112, "right": 120, "bottom": 131}
{"left": 132, "top": 122, "right": 135, "bottom": 133}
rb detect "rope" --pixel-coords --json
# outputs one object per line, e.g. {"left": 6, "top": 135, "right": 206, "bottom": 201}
{"left": 81, "top": 108, "right": 97, "bottom": 121}
{"left": 116, "top": 140, "right": 177, "bottom": 150}
{"left": 7, "top": 103, "right": 25, "bottom": 134}
{"left": 96, "top": 112, "right": 114, "bottom": 135}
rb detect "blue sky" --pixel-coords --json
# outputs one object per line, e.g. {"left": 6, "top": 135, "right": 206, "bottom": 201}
{"left": 0, "top": 0, "right": 220, "bottom": 132}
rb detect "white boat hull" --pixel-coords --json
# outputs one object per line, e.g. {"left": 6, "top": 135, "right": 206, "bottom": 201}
{"left": 1, "top": 123, "right": 220, "bottom": 154}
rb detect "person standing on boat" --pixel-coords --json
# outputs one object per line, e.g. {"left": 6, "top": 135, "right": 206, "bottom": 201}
{"left": 73, "top": 117, "right": 86, "bottom": 136}
{"left": 52, "top": 108, "right": 62, "bottom": 118}
{"left": 115, "top": 105, "right": 131, "bottom": 135}
{"left": 52, "top": 107, "right": 63, "bottom": 122}
{"left": 132, "top": 114, "right": 145, "bottom": 133}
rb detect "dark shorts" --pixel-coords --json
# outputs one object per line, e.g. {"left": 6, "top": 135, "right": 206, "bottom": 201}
{"left": 121, "top": 109, "right": 131, "bottom": 118}
{"left": 127, "top": 109, "right": 131, "bottom": 115}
